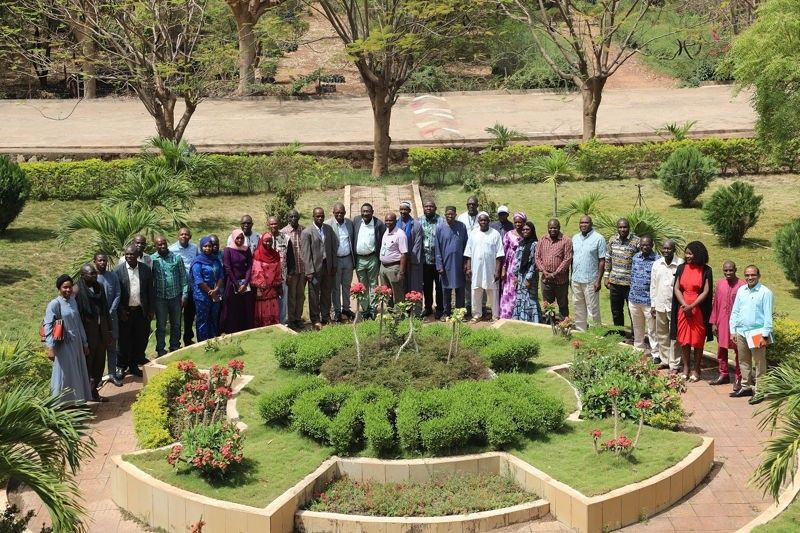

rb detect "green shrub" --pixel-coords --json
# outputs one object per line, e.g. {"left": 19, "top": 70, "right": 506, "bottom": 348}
{"left": 0, "top": 156, "right": 31, "bottom": 232}
{"left": 657, "top": 146, "right": 718, "bottom": 207}
{"left": 576, "top": 140, "right": 630, "bottom": 179}
{"left": 273, "top": 335, "right": 299, "bottom": 368}
{"left": 328, "top": 386, "right": 397, "bottom": 455}
{"left": 22, "top": 158, "right": 136, "bottom": 200}
{"left": 460, "top": 328, "right": 503, "bottom": 349}
{"left": 478, "top": 337, "right": 540, "bottom": 370}
{"left": 702, "top": 181, "right": 763, "bottom": 246}
{"left": 774, "top": 218, "right": 800, "bottom": 290}
{"left": 257, "top": 375, "right": 325, "bottom": 425}
{"left": 293, "top": 325, "right": 356, "bottom": 373}
{"left": 408, "top": 147, "right": 473, "bottom": 186}
{"left": 291, "top": 384, "right": 355, "bottom": 443}
{"left": 767, "top": 318, "right": 800, "bottom": 367}
{"left": 131, "top": 365, "right": 186, "bottom": 448}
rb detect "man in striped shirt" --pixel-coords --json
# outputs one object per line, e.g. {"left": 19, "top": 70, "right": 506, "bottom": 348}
{"left": 604, "top": 218, "right": 640, "bottom": 333}
{"left": 151, "top": 236, "right": 188, "bottom": 356}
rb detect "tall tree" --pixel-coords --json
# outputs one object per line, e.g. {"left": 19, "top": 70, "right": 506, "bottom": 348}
{"left": 312, "top": 0, "right": 486, "bottom": 176}
{"left": 226, "top": 0, "right": 281, "bottom": 95}
{"left": 501, "top": 0, "right": 688, "bottom": 139}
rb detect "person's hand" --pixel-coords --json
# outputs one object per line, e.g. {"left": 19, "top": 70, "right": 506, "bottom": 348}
{"left": 712, "top": 324, "right": 718, "bottom": 337}
{"left": 306, "top": 274, "right": 314, "bottom": 282}
{"left": 525, "top": 280, "right": 531, "bottom": 289}
{"left": 593, "top": 280, "right": 602, "bottom": 292}
{"left": 47, "top": 348, "right": 55, "bottom": 361}
{"left": 682, "top": 304, "right": 693, "bottom": 318}
{"left": 465, "top": 268, "right": 472, "bottom": 278}
{"left": 438, "top": 269, "right": 445, "bottom": 275}
{"left": 181, "top": 297, "right": 186, "bottom": 309}
{"left": 148, "top": 311, "right": 155, "bottom": 321}
{"left": 650, "top": 307, "right": 656, "bottom": 318}
{"left": 495, "top": 270, "right": 502, "bottom": 282}
{"left": 730, "top": 335, "right": 738, "bottom": 347}
{"left": 120, "top": 310, "right": 129, "bottom": 322}
{"left": 604, "top": 279, "right": 610, "bottom": 290}
{"left": 398, "top": 271, "right": 405, "bottom": 280}
{"left": 501, "top": 268, "right": 507, "bottom": 279}
{"left": 758, "top": 338, "right": 767, "bottom": 348}
{"left": 83, "top": 346, "right": 89, "bottom": 357}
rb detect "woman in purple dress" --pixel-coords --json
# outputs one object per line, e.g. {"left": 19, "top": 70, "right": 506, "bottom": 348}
{"left": 219, "top": 229, "right": 255, "bottom": 333}
{"left": 500, "top": 212, "right": 527, "bottom": 318}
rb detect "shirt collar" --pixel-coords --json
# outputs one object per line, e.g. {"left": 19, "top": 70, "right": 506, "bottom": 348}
{"left": 126, "top": 262, "right": 138, "bottom": 270}
{"left": 744, "top": 282, "right": 763, "bottom": 292}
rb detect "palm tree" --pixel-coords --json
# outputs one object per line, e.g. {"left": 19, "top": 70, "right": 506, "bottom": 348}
{"left": 58, "top": 205, "right": 168, "bottom": 265}
{"left": 751, "top": 362, "right": 800, "bottom": 501}
{"left": 104, "top": 166, "right": 195, "bottom": 228}
{"left": 0, "top": 341, "right": 95, "bottom": 532}
{"left": 558, "top": 192, "right": 605, "bottom": 224}
{"left": 137, "top": 136, "right": 215, "bottom": 177}
{"left": 595, "top": 207, "right": 685, "bottom": 248}
{"left": 484, "top": 123, "right": 524, "bottom": 151}
{"left": 534, "top": 151, "right": 577, "bottom": 217}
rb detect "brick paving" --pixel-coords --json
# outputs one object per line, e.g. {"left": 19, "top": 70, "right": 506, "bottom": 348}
{"left": 349, "top": 184, "right": 419, "bottom": 219}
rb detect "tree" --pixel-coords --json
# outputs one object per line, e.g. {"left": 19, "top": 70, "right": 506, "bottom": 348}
{"left": 0, "top": 341, "right": 95, "bottom": 533}
{"left": 225, "top": 0, "right": 281, "bottom": 95}
{"left": 725, "top": 0, "right": 800, "bottom": 162}
{"left": 501, "top": 0, "right": 690, "bottom": 139}
{"left": 773, "top": 218, "right": 800, "bottom": 291}
{"left": 595, "top": 207, "right": 685, "bottom": 248}
{"left": 702, "top": 180, "right": 763, "bottom": 246}
{"left": 534, "top": 150, "right": 576, "bottom": 217}
{"left": 0, "top": 156, "right": 32, "bottom": 233}
{"left": 312, "top": 0, "right": 487, "bottom": 176}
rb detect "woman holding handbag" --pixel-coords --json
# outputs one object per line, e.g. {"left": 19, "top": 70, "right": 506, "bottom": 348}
{"left": 44, "top": 274, "right": 92, "bottom": 405}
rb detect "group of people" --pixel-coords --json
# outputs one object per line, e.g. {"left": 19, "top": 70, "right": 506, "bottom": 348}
{"left": 43, "top": 198, "right": 774, "bottom": 406}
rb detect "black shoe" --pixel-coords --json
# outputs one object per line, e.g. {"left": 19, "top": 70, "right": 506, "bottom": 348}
{"left": 710, "top": 375, "right": 731, "bottom": 386}
{"left": 138, "top": 357, "right": 151, "bottom": 365}
{"left": 730, "top": 387, "right": 753, "bottom": 398}
{"left": 183, "top": 340, "right": 194, "bottom": 347}
{"left": 91, "top": 391, "right": 109, "bottom": 403}
{"left": 116, "top": 367, "right": 128, "bottom": 379}
{"left": 651, "top": 357, "right": 662, "bottom": 366}
{"left": 749, "top": 394, "right": 764, "bottom": 405}
{"left": 342, "top": 310, "right": 355, "bottom": 320}
{"left": 107, "top": 374, "right": 123, "bottom": 387}
{"left": 128, "top": 366, "right": 144, "bottom": 378}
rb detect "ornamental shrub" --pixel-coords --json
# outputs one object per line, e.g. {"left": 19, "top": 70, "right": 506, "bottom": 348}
{"left": 408, "top": 147, "right": 473, "bottom": 185}
{"left": 767, "top": 318, "right": 800, "bottom": 367}
{"left": 478, "top": 337, "right": 540, "bottom": 370}
{"left": 459, "top": 328, "right": 503, "bottom": 349}
{"left": 291, "top": 384, "right": 355, "bottom": 442}
{"left": 131, "top": 365, "right": 186, "bottom": 448}
{"left": 576, "top": 140, "right": 629, "bottom": 179}
{"left": 0, "top": 156, "right": 31, "bottom": 233}
{"left": 273, "top": 336, "right": 299, "bottom": 368}
{"left": 168, "top": 421, "right": 244, "bottom": 480}
{"left": 657, "top": 146, "right": 718, "bottom": 207}
{"left": 774, "top": 218, "right": 800, "bottom": 290}
{"left": 257, "top": 375, "right": 325, "bottom": 425}
{"left": 702, "top": 181, "right": 763, "bottom": 246}
{"left": 328, "top": 386, "right": 397, "bottom": 454}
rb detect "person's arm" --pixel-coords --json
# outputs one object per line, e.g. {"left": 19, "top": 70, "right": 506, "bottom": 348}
{"left": 464, "top": 257, "right": 471, "bottom": 278}
{"left": 494, "top": 256, "right": 503, "bottom": 281}
{"left": 146, "top": 266, "right": 156, "bottom": 320}
{"left": 43, "top": 300, "right": 57, "bottom": 358}
{"left": 109, "top": 275, "right": 121, "bottom": 315}
{"left": 729, "top": 289, "right": 742, "bottom": 342}
{"left": 649, "top": 266, "right": 658, "bottom": 317}
{"left": 595, "top": 258, "right": 606, "bottom": 292}
{"left": 241, "top": 250, "right": 253, "bottom": 292}
{"left": 534, "top": 240, "right": 547, "bottom": 274}
{"left": 763, "top": 289, "right": 774, "bottom": 338}
{"left": 435, "top": 231, "right": 444, "bottom": 273}
{"left": 300, "top": 231, "right": 315, "bottom": 280}
{"left": 223, "top": 247, "right": 235, "bottom": 281}
{"left": 709, "top": 282, "right": 720, "bottom": 332}
{"left": 177, "top": 257, "right": 189, "bottom": 302}
{"left": 596, "top": 237, "right": 607, "bottom": 292}
{"left": 690, "top": 276, "right": 712, "bottom": 308}
{"left": 673, "top": 269, "right": 688, "bottom": 307}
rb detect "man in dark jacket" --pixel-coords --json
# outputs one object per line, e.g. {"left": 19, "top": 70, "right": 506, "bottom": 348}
{"left": 115, "top": 244, "right": 155, "bottom": 377}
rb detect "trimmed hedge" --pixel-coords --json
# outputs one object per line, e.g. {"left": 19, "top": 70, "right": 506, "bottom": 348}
{"left": 768, "top": 318, "right": 800, "bottom": 367}
{"left": 477, "top": 337, "right": 540, "bottom": 370}
{"left": 256, "top": 375, "right": 326, "bottom": 424}
{"left": 131, "top": 365, "right": 186, "bottom": 448}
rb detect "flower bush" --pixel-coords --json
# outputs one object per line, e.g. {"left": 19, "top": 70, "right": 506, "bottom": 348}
{"left": 167, "top": 420, "right": 244, "bottom": 480}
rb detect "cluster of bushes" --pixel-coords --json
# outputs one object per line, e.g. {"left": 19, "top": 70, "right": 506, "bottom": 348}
{"left": 131, "top": 365, "right": 187, "bottom": 448}
{"left": 570, "top": 333, "right": 686, "bottom": 430}
{"left": 257, "top": 373, "right": 565, "bottom": 455}
{"left": 0, "top": 156, "right": 32, "bottom": 233}
{"left": 408, "top": 137, "right": 798, "bottom": 186}
{"left": 767, "top": 318, "right": 800, "bottom": 367}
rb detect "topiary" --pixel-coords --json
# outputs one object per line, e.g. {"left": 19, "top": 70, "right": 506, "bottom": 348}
{"left": 702, "top": 181, "right": 763, "bottom": 246}
{"left": 257, "top": 375, "right": 325, "bottom": 425}
{"left": 657, "top": 146, "right": 717, "bottom": 207}
{"left": 273, "top": 336, "right": 299, "bottom": 368}
{"left": 291, "top": 384, "right": 355, "bottom": 443}
{"left": 774, "top": 218, "right": 800, "bottom": 290}
{"left": 0, "top": 156, "right": 31, "bottom": 233}
{"left": 478, "top": 337, "right": 540, "bottom": 370}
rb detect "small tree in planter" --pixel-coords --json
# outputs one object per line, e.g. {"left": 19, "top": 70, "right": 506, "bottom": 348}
{"left": 350, "top": 282, "right": 367, "bottom": 365}
{"left": 447, "top": 308, "right": 468, "bottom": 364}
{"left": 396, "top": 291, "right": 424, "bottom": 360}
{"left": 374, "top": 285, "right": 394, "bottom": 346}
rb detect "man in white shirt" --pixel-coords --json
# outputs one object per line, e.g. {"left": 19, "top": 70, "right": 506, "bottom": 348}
{"left": 649, "top": 240, "right": 682, "bottom": 371}
{"left": 457, "top": 196, "right": 479, "bottom": 318}
{"left": 464, "top": 213, "right": 504, "bottom": 322}
{"left": 325, "top": 203, "right": 356, "bottom": 321}
{"left": 353, "top": 203, "right": 386, "bottom": 318}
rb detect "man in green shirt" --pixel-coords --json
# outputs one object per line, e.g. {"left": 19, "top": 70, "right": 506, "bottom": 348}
{"left": 151, "top": 236, "right": 188, "bottom": 356}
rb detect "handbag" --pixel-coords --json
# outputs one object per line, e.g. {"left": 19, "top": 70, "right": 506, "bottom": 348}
{"left": 40, "top": 301, "right": 64, "bottom": 342}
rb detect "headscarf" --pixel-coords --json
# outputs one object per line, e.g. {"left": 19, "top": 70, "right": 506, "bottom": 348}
{"left": 55, "top": 274, "right": 73, "bottom": 289}
{"left": 477, "top": 211, "right": 490, "bottom": 220}
{"left": 253, "top": 232, "right": 280, "bottom": 264}
{"left": 518, "top": 221, "right": 538, "bottom": 277}
{"left": 252, "top": 232, "right": 282, "bottom": 288}
{"left": 400, "top": 200, "right": 412, "bottom": 209}
{"left": 513, "top": 211, "right": 527, "bottom": 222}
{"left": 191, "top": 236, "right": 218, "bottom": 267}
{"left": 226, "top": 229, "right": 249, "bottom": 251}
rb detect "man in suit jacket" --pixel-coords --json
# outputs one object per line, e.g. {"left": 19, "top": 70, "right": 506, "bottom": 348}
{"left": 115, "top": 244, "right": 155, "bottom": 377}
{"left": 352, "top": 202, "right": 386, "bottom": 318}
{"left": 301, "top": 207, "right": 339, "bottom": 329}
{"left": 325, "top": 202, "right": 356, "bottom": 322}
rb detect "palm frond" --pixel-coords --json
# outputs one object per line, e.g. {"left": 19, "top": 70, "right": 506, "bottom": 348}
{"left": 558, "top": 192, "right": 605, "bottom": 224}
{"left": 104, "top": 166, "right": 194, "bottom": 228}
{"left": 533, "top": 151, "right": 577, "bottom": 217}
{"left": 595, "top": 207, "right": 686, "bottom": 248}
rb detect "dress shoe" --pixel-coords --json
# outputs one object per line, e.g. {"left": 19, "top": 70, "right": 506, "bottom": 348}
{"left": 730, "top": 387, "right": 753, "bottom": 398}
{"left": 732, "top": 379, "right": 742, "bottom": 393}
{"left": 138, "top": 357, "right": 151, "bottom": 365}
{"left": 749, "top": 394, "right": 764, "bottom": 405}
{"left": 421, "top": 309, "right": 432, "bottom": 318}
{"left": 107, "top": 374, "right": 123, "bottom": 387}
{"left": 710, "top": 374, "right": 731, "bottom": 386}
{"left": 651, "top": 357, "right": 662, "bottom": 366}
{"left": 128, "top": 366, "right": 144, "bottom": 378}
{"left": 313, "top": 322, "right": 322, "bottom": 331}
{"left": 342, "top": 310, "right": 356, "bottom": 320}
{"left": 91, "top": 391, "right": 109, "bottom": 403}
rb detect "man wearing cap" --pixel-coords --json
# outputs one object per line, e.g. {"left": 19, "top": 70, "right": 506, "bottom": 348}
{"left": 490, "top": 206, "right": 514, "bottom": 238}
{"left": 465, "top": 212, "right": 504, "bottom": 322}
{"left": 458, "top": 196, "right": 480, "bottom": 317}
{"left": 398, "top": 201, "right": 424, "bottom": 313}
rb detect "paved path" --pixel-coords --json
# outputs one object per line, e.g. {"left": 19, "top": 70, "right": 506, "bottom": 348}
{"left": 348, "top": 184, "right": 419, "bottom": 219}
{"left": 0, "top": 86, "right": 754, "bottom": 155}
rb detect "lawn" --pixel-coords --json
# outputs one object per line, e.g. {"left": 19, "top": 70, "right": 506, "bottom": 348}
{"left": 753, "top": 496, "right": 800, "bottom": 533}
{"left": 126, "top": 324, "right": 700, "bottom": 507}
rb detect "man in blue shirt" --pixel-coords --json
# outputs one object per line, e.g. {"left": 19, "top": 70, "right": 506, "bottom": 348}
{"left": 170, "top": 227, "right": 198, "bottom": 346}
{"left": 628, "top": 236, "right": 659, "bottom": 362}
{"left": 571, "top": 216, "right": 606, "bottom": 331}
{"left": 729, "top": 265, "right": 774, "bottom": 404}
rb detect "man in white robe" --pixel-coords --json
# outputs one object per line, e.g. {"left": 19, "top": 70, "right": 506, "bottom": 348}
{"left": 464, "top": 212, "right": 504, "bottom": 322}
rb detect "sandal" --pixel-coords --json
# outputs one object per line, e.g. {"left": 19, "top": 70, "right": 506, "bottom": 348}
{"left": 688, "top": 374, "right": 699, "bottom": 383}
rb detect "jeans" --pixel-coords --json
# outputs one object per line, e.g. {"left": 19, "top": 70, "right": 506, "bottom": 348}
{"left": 154, "top": 296, "right": 182, "bottom": 354}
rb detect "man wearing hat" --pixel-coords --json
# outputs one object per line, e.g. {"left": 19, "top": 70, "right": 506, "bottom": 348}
{"left": 490, "top": 205, "right": 514, "bottom": 238}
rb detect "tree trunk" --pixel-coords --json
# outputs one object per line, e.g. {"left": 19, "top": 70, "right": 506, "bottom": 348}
{"left": 580, "top": 77, "right": 606, "bottom": 140}
{"left": 234, "top": 14, "right": 258, "bottom": 95}
{"left": 370, "top": 86, "right": 393, "bottom": 177}
{"left": 72, "top": 23, "right": 97, "bottom": 98}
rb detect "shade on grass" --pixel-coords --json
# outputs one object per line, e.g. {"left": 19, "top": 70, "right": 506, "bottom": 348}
{"left": 125, "top": 325, "right": 701, "bottom": 507}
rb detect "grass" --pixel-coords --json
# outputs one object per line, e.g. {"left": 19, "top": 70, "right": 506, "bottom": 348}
{"left": 753, "top": 495, "right": 800, "bottom": 532}
{"left": 126, "top": 325, "right": 699, "bottom": 506}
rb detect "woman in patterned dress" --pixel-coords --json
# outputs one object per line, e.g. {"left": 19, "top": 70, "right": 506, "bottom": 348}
{"left": 512, "top": 221, "right": 541, "bottom": 322}
{"left": 499, "top": 212, "right": 527, "bottom": 318}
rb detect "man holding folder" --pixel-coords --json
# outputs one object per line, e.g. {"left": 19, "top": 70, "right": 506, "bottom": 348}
{"left": 729, "top": 265, "right": 774, "bottom": 404}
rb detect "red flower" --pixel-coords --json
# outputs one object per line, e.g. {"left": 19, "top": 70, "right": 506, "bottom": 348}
{"left": 228, "top": 359, "right": 245, "bottom": 372}
{"left": 635, "top": 399, "right": 653, "bottom": 410}
{"left": 350, "top": 282, "right": 367, "bottom": 295}
{"left": 215, "top": 386, "right": 233, "bottom": 399}
{"left": 405, "top": 291, "right": 424, "bottom": 302}
{"left": 571, "top": 340, "right": 583, "bottom": 349}
{"left": 607, "top": 386, "right": 621, "bottom": 397}
{"left": 375, "top": 285, "right": 393, "bottom": 297}
{"left": 590, "top": 429, "right": 602, "bottom": 439}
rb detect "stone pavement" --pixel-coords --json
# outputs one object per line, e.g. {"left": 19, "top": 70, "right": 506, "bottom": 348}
{"left": 348, "top": 184, "right": 419, "bottom": 219}
{"left": 0, "top": 86, "right": 754, "bottom": 155}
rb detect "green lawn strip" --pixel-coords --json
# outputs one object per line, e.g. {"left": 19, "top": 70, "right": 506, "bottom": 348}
{"left": 511, "top": 419, "right": 703, "bottom": 497}
{"left": 753, "top": 495, "right": 800, "bottom": 533}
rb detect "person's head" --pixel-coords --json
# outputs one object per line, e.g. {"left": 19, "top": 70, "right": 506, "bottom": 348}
{"left": 478, "top": 212, "right": 491, "bottom": 231}
{"left": 513, "top": 212, "right": 527, "bottom": 232}
{"left": 209, "top": 234, "right": 220, "bottom": 253}
{"left": 521, "top": 221, "right": 536, "bottom": 240}
{"left": 178, "top": 227, "right": 192, "bottom": 247}
{"left": 722, "top": 260, "right": 737, "bottom": 281}
{"left": 154, "top": 236, "right": 169, "bottom": 256}
{"left": 80, "top": 263, "right": 98, "bottom": 285}
{"left": 240, "top": 215, "right": 254, "bottom": 235}
{"left": 132, "top": 234, "right": 147, "bottom": 255}
{"left": 399, "top": 201, "right": 412, "bottom": 219}
{"left": 361, "top": 203, "right": 374, "bottom": 222}
{"left": 384, "top": 212, "right": 398, "bottom": 231}
{"left": 579, "top": 216, "right": 593, "bottom": 235}
{"left": 661, "top": 239, "right": 676, "bottom": 263}
{"left": 616, "top": 218, "right": 630, "bottom": 240}
{"left": 497, "top": 206, "right": 509, "bottom": 223}
{"left": 234, "top": 231, "right": 245, "bottom": 248}
{"left": 683, "top": 241, "right": 709, "bottom": 266}
{"left": 200, "top": 236, "right": 214, "bottom": 256}
{"left": 423, "top": 200, "right": 437, "bottom": 219}
{"left": 744, "top": 265, "right": 761, "bottom": 288}
{"left": 124, "top": 245, "right": 139, "bottom": 268}
{"left": 262, "top": 233, "right": 275, "bottom": 250}
{"left": 466, "top": 196, "right": 478, "bottom": 216}
{"left": 332, "top": 202, "right": 346, "bottom": 224}
{"left": 287, "top": 210, "right": 300, "bottom": 229}
{"left": 313, "top": 207, "right": 325, "bottom": 227}
{"left": 547, "top": 218, "right": 561, "bottom": 239}
{"left": 56, "top": 274, "right": 73, "bottom": 299}
{"left": 639, "top": 235, "right": 653, "bottom": 255}
{"left": 268, "top": 216, "right": 280, "bottom": 235}
{"left": 93, "top": 252, "right": 108, "bottom": 273}
{"left": 444, "top": 206, "right": 457, "bottom": 224}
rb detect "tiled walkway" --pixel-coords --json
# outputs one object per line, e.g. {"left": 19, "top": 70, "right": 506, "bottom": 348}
{"left": 13, "top": 364, "right": 776, "bottom": 533}
{"left": 349, "top": 184, "right": 418, "bottom": 219}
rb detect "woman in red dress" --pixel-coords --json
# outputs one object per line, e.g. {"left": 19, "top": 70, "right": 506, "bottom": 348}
{"left": 251, "top": 233, "right": 283, "bottom": 327}
{"left": 670, "top": 241, "right": 713, "bottom": 382}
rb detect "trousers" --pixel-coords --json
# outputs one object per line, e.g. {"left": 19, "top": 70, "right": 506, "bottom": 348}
{"left": 154, "top": 295, "right": 182, "bottom": 355}
{"left": 422, "top": 263, "right": 443, "bottom": 315}
{"left": 608, "top": 283, "right": 631, "bottom": 328}
{"left": 286, "top": 273, "right": 306, "bottom": 323}
{"left": 572, "top": 281, "right": 601, "bottom": 331}
{"left": 542, "top": 281, "right": 569, "bottom": 318}
{"left": 355, "top": 254, "right": 380, "bottom": 314}
{"left": 332, "top": 256, "right": 354, "bottom": 317}
{"left": 629, "top": 302, "right": 656, "bottom": 355}
{"left": 736, "top": 334, "right": 767, "bottom": 392}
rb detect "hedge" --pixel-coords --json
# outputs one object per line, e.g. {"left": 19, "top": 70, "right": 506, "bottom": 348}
{"left": 131, "top": 365, "right": 186, "bottom": 448}
{"left": 768, "top": 318, "right": 800, "bottom": 367}
{"left": 256, "top": 375, "right": 326, "bottom": 425}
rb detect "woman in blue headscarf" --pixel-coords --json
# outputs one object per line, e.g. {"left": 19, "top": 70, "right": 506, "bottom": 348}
{"left": 191, "top": 236, "right": 224, "bottom": 341}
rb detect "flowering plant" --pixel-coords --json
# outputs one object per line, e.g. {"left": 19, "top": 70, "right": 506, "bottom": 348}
{"left": 591, "top": 389, "right": 652, "bottom": 456}
{"left": 374, "top": 285, "right": 394, "bottom": 346}
{"left": 168, "top": 420, "right": 244, "bottom": 480}
{"left": 395, "top": 292, "right": 424, "bottom": 360}
{"left": 555, "top": 316, "right": 575, "bottom": 338}
{"left": 542, "top": 301, "right": 559, "bottom": 334}
{"left": 590, "top": 429, "right": 602, "bottom": 454}
{"left": 175, "top": 358, "right": 244, "bottom": 427}
{"left": 350, "top": 282, "right": 368, "bottom": 365}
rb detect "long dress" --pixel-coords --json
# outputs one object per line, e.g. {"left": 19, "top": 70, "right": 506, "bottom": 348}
{"left": 434, "top": 221, "right": 468, "bottom": 289}
{"left": 191, "top": 258, "right": 223, "bottom": 341}
{"left": 252, "top": 241, "right": 283, "bottom": 327}
{"left": 677, "top": 263, "right": 707, "bottom": 349}
{"left": 511, "top": 242, "right": 540, "bottom": 323}
{"left": 45, "top": 296, "right": 92, "bottom": 404}
{"left": 500, "top": 230, "right": 524, "bottom": 318}
{"left": 220, "top": 247, "right": 255, "bottom": 333}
